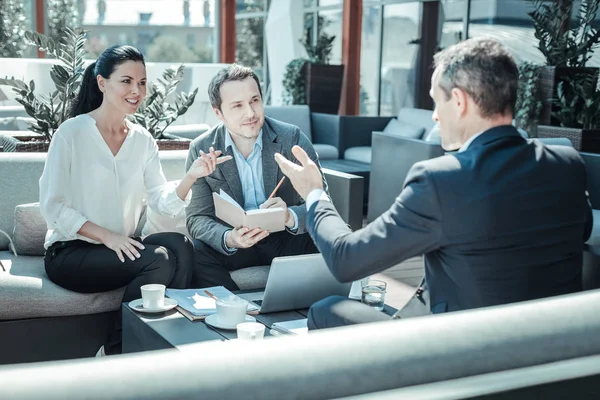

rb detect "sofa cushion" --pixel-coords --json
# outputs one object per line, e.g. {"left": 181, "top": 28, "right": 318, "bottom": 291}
{"left": 313, "top": 144, "right": 338, "bottom": 160}
{"left": 585, "top": 210, "right": 600, "bottom": 255}
{"left": 13, "top": 202, "right": 46, "bottom": 256}
{"left": 164, "top": 124, "right": 211, "bottom": 140}
{"left": 0, "top": 117, "right": 18, "bottom": 131}
{"left": 0, "top": 251, "right": 125, "bottom": 320}
{"left": 423, "top": 124, "right": 441, "bottom": 143}
{"left": 0, "top": 117, "right": 34, "bottom": 131}
{"left": 536, "top": 137, "right": 573, "bottom": 147}
{"left": 344, "top": 146, "right": 372, "bottom": 164}
{"left": 383, "top": 118, "right": 424, "bottom": 139}
{"left": 230, "top": 265, "right": 270, "bottom": 290}
{"left": 264, "top": 105, "right": 312, "bottom": 142}
{"left": 397, "top": 108, "right": 435, "bottom": 133}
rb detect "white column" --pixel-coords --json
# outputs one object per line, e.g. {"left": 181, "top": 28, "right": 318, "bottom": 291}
{"left": 265, "top": 0, "right": 306, "bottom": 106}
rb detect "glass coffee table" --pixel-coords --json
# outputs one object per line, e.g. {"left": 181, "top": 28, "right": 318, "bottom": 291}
{"left": 122, "top": 290, "right": 397, "bottom": 354}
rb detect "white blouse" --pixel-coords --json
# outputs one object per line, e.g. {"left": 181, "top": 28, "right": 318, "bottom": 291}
{"left": 39, "top": 114, "right": 190, "bottom": 249}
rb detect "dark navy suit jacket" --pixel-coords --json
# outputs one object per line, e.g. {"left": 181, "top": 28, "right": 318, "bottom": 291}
{"left": 308, "top": 125, "right": 593, "bottom": 313}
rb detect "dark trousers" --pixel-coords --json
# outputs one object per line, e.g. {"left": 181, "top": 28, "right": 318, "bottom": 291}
{"left": 44, "top": 232, "right": 194, "bottom": 355}
{"left": 192, "top": 231, "right": 318, "bottom": 290}
{"left": 307, "top": 296, "right": 391, "bottom": 330}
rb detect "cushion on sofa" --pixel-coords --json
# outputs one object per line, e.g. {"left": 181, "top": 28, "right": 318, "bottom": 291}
{"left": 264, "top": 105, "right": 312, "bottom": 141}
{"left": 397, "top": 108, "right": 435, "bottom": 133}
{"left": 13, "top": 202, "right": 47, "bottom": 256}
{"left": 423, "top": 124, "right": 441, "bottom": 143}
{"left": 0, "top": 117, "right": 34, "bottom": 131}
{"left": 0, "top": 250, "right": 125, "bottom": 320}
{"left": 343, "top": 146, "right": 372, "bottom": 164}
{"left": 0, "top": 117, "right": 18, "bottom": 131}
{"left": 164, "top": 124, "right": 211, "bottom": 140}
{"left": 585, "top": 209, "right": 600, "bottom": 255}
{"left": 313, "top": 144, "right": 339, "bottom": 160}
{"left": 382, "top": 118, "right": 424, "bottom": 139}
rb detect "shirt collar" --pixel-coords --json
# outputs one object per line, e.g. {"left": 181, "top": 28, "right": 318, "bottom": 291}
{"left": 225, "top": 129, "right": 263, "bottom": 153}
{"left": 458, "top": 131, "right": 484, "bottom": 153}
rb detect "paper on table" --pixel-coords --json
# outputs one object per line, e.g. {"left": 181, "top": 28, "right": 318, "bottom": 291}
{"left": 166, "top": 286, "right": 259, "bottom": 317}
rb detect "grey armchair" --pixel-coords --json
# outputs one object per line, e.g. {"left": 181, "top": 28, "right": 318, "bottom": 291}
{"left": 367, "top": 134, "right": 443, "bottom": 222}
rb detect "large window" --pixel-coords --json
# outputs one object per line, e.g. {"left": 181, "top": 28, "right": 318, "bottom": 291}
{"left": 79, "top": 0, "right": 217, "bottom": 62}
{"left": 235, "top": 0, "right": 269, "bottom": 82}
{"left": 360, "top": 0, "right": 423, "bottom": 116}
{"left": 303, "top": 0, "right": 344, "bottom": 64}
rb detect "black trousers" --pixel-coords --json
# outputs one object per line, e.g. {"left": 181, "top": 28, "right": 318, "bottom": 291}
{"left": 192, "top": 231, "right": 318, "bottom": 290}
{"left": 44, "top": 232, "right": 194, "bottom": 355}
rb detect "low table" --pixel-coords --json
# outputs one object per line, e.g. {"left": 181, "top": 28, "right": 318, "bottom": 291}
{"left": 122, "top": 291, "right": 397, "bottom": 354}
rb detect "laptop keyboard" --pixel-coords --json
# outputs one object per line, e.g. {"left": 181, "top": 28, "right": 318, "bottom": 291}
{"left": 253, "top": 300, "right": 263, "bottom": 306}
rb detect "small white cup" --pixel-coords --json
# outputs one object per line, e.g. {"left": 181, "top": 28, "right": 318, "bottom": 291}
{"left": 216, "top": 295, "right": 248, "bottom": 327}
{"left": 141, "top": 284, "right": 165, "bottom": 310}
{"left": 237, "top": 322, "right": 265, "bottom": 340}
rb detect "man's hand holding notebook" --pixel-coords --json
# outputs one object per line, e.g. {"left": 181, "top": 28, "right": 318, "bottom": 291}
{"left": 213, "top": 190, "right": 287, "bottom": 232}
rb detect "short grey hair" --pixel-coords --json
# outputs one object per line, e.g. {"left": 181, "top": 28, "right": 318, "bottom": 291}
{"left": 208, "top": 64, "right": 263, "bottom": 110}
{"left": 433, "top": 38, "right": 518, "bottom": 118}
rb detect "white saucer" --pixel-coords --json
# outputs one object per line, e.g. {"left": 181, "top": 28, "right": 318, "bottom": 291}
{"left": 204, "top": 314, "right": 256, "bottom": 330}
{"left": 128, "top": 298, "right": 178, "bottom": 314}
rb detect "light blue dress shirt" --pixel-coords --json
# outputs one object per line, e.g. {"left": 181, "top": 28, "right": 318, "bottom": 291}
{"left": 222, "top": 130, "right": 298, "bottom": 253}
{"left": 225, "top": 130, "right": 266, "bottom": 210}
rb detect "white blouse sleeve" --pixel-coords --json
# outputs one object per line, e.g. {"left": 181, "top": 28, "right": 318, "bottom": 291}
{"left": 39, "top": 131, "right": 88, "bottom": 238}
{"left": 144, "top": 138, "right": 191, "bottom": 217}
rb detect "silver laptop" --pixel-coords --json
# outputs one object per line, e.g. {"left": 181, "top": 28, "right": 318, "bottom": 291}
{"left": 238, "top": 253, "right": 352, "bottom": 313}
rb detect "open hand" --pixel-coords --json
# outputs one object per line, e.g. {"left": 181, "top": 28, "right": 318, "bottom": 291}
{"left": 102, "top": 232, "right": 145, "bottom": 263}
{"left": 187, "top": 147, "right": 232, "bottom": 180}
{"left": 274, "top": 146, "right": 323, "bottom": 200}
{"left": 260, "top": 197, "right": 294, "bottom": 227}
{"left": 226, "top": 227, "right": 269, "bottom": 249}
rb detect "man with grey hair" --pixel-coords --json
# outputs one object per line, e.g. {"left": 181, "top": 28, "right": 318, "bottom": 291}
{"left": 186, "top": 64, "right": 327, "bottom": 290}
{"left": 275, "top": 38, "right": 593, "bottom": 328}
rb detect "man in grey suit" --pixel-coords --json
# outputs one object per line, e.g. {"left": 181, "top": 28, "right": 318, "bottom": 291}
{"left": 275, "top": 38, "right": 593, "bottom": 329}
{"left": 186, "top": 64, "right": 327, "bottom": 290}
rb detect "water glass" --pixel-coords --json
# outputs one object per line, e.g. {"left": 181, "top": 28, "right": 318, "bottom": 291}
{"left": 361, "top": 279, "right": 386, "bottom": 311}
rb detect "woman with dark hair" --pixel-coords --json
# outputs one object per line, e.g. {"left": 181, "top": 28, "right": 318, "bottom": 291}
{"left": 39, "top": 45, "right": 231, "bottom": 356}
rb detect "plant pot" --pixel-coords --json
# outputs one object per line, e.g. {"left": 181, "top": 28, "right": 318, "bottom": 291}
{"left": 156, "top": 138, "right": 192, "bottom": 151}
{"left": 538, "top": 67, "right": 599, "bottom": 126}
{"left": 537, "top": 125, "right": 600, "bottom": 153}
{"left": 0, "top": 133, "right": 49, "bottom": 152}
{"left": 303, "top": 63, "right": 345, "bottom": 114}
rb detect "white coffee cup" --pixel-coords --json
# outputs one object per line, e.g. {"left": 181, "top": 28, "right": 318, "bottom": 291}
{"left": 216, "top": 295, "right": 248, "bottom": 327}
{"left": 237, "top": 322, "right": 265, "bottom": 340}
{"left": 141, "top": 284, "right": 165, "bottom": 310}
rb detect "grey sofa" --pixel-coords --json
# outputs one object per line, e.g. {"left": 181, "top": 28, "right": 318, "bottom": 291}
{"left": 0, "top": 151, "right": 363, "bottom": 364}
{"left": 264, "top": 105, "right": 341, "bottom": 160}
{"left": 2, "top": 288, "right": 600, "bottom": 399}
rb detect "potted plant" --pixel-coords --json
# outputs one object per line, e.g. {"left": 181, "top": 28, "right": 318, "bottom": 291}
{"left": 282, "top": 16, "right": 344, "bottom": 114}
{"left": 515, "top": 61, "right": 543, "bottom": 138}
{"left": 528, "top": 0, "right": 600, "bottom": 126}
{"left": 0, "top": 28, "right": 197, "bottom": 152}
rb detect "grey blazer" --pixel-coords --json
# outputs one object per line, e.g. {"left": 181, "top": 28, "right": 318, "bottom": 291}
{"left": 186, "top": 116, "right": 328, "bottom": 254}
{"left": 308, "top": 125, "right": 593, "bottom": 313}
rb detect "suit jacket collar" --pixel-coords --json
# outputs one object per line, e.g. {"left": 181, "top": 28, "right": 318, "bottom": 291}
{"left": 211, "top": 124, "right": 244, "bottom": 204}
{"left": 261, "top": 117, "right": 283, "bottom": 198}
{"left": 465, "top": 125, "right": 523, "bottom": 153}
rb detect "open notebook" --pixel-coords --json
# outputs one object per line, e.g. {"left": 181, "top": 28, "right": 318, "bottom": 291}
{"left": 166, "top": 286, "right": 259, "bottom": 322}
{"left": 213, "top": 190, "right": 286, "bottom": 232}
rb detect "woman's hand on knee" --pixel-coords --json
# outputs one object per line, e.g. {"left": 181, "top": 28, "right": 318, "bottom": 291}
{"left": 102, "top": 233, "right": 145, "bottom": 263}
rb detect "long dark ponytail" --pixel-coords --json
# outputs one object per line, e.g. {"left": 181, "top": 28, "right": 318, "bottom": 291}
{"left": 70, "top": 45, "right": 145, "bottom": 117}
